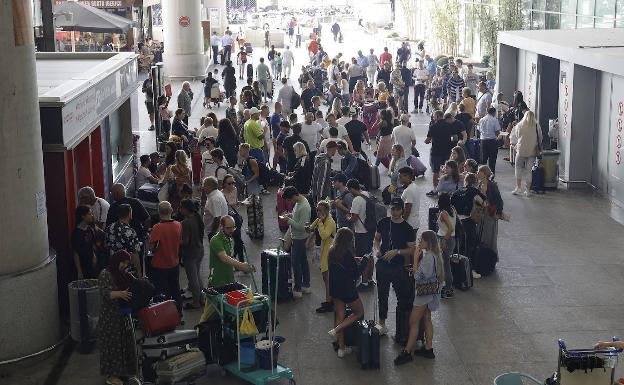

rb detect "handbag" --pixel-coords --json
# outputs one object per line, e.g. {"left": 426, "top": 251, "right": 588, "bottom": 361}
{"left": 239, "top": 308, "right": 259, "bottom": 335}
{"left": 415, "top": 253, "right": 440, "bottom": 296}
{"left": 470, "top": 201, "right": 486, "bottom": 224}
{"left": 282, "top": 228, "right": 292, "bottom": 252}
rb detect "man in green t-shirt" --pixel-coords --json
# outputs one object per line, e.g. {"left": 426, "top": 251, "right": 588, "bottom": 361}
{"left": 208, "top": 215, "right": 254, "bottom": 288}
{"left": 243, "top": 107, "right": 265, "bottom": 163}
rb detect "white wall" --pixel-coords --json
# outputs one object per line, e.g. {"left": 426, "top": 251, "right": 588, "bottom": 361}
{"left": 558, "top": 60, "right": 574, "bottom": 179}
{"left": 608, "top": 76, "right": 624, "bottom": 204}
{"left": 593, "top": 71, "right": 612, "bottom": 192}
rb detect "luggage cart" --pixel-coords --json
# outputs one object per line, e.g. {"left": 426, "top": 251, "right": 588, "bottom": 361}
{"left": 204, "top": 253, "right": 295, "bottom": 385}
{"left": 558, "top": 337, "right": 622, "bottom": 385}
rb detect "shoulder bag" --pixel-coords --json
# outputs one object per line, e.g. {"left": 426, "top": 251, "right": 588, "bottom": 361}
{"left": 415, "top": 253, "right": 440, "bottom": 296}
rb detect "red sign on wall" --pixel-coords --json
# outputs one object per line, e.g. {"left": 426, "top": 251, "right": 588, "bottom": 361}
{"left": 179, "top": 16, "right": 191, "bottom": 27}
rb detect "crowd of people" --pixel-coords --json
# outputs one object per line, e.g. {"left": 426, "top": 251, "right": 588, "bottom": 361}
{"left": 78, "top": 24, "right": 548, "bottom": 384}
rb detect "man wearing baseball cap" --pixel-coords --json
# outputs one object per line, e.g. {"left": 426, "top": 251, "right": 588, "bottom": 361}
{"left": 243, "top": 107, "right": 265, "bottom": 163}
{"left": 373, "top": 197, "right": 416, "bottom": 339}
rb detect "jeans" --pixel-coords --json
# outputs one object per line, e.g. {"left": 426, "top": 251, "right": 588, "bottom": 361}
{"left": 375, "top": 261, "right": 415, "bottom": 320}
{"left": 367, "top": 69, "right": 377, "bottom": 86}
{"left": 291, "top": 238, "right": 310, "bottom": 291}
{"left": 258, "top": 79, "right": 269, "bottom": 100}
{"left": 249, "top": 148, "right": 265, "bottom": 165}
{"left": 183, "top": 255, "right": 203, "bottom": 305}
{"left": 480, "top": 139, "right": 499, "bottom": 174}
{"left": 152, "top": 265, "right": 182, "bottom": 315}
{"left": 212, "top": 45, "right": 219, "bottom": 64}
{"left": 438, "top": 236, "right": 455, "bottom": 292}
{"left": 296, "top": 35, "right": 301, "bottom": 48}
{"left": 270, "top": 60, "right": 276, "bottom": 76}
{"left": 414, "top": 84, "right": 426, "bottom": 109}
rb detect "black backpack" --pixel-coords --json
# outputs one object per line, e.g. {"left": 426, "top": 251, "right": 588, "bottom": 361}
{"left": 361, "top": 195, "right": 387, "bottom": 234}
{"left": 354, "top": 158, "right": 371, "bottom": 190}
{"left": 450, "top": 189, "right": 472, "bottom": 216}
{"left": 291, "top": 88, "right": 301, "bottom": 110}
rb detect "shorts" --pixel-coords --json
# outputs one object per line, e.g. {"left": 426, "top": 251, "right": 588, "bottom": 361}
{"left": 354, "top": 232, "right": 372, "bottom": 257}
{"left": 145, "top": 101, "right": 154, "bottom": 114}
{"left": 429, "top": 154, "right": 447, "bottom": 174}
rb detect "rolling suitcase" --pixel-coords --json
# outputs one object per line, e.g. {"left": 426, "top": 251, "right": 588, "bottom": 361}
{"left": 155, "top": 350, "right": 206, "bottom": 384}
{"left": 137, "top": 300, "right": 180, "bottom": 336}
{"left": 276, "top": 188, "right": 294, "bottom": 232}
{"left": 246, "top": 194, "right": 264, "bottom": 239}
{"left": 531, "top": 158, "right": 545, "bottom": 193}
{"left": 395, "top": 307, "right": 425, "bottom": 346}
{"left": 450, "top": 254, "right": 473, "bottom": 291}
{"left": 369, "top": 165, "right": 380, "bottom": 190}
{"left": 141, "top": 329, "right": 198, "bottom": 360}
{"left": 260, "top": 249, "right": 293, "bottom": 302}
{"left": 473, "top": 243, "right": 497, "bottom": 276}
{"left": 356, "top": 285, "right": 380, "bottom": 369}
{"left": 197, "top": 319, "right": 222, "bottom": 364}
{"left": 428, "top": 207, "right": 439, "bottom": 232}
{"left": 407, "top": 155, "right": 427, "bottom": 177}
{"left": 137, "top": 183, "right": 160, "bottom": 202}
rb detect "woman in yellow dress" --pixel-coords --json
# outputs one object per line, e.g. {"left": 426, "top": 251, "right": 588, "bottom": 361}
{"left": 307, "top": 200, "right": 336, "bottom": 313}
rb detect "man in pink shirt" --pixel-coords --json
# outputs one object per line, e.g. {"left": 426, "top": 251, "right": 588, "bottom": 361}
{"left": 379, "top": 46, "right": 393, "bottom": 70}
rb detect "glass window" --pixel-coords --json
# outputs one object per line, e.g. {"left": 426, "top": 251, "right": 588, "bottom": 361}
{"left": 595, "top": 16, "right": 615, "bottom": 26}
{"left": 578, "top": 0, "right": 595, "bottom": 15}
{"left": 561, "top": 0, "right": 579, "bottom": 14}
{"left": 532, "top": 10, "right": 546, "bottom": 28}
{"left": 616, "top": 0, "right": 624, "bottom": 20}
{"left": 545, "top": 12, "right": 562, "bottom": 28}
{"left": 596, "top": 0, "right": 616, "bottom": 17}
{"left": 577, "top": 15, "right": 596, "bottom": 26}
{"left": 533, "top": 0, "right": 546, "bottom": 11}
{"left": 561, "top": 14, "right": 577, "bottom": 26}
{"left": 546, "top": 0, "right": 562, "bottom": 12}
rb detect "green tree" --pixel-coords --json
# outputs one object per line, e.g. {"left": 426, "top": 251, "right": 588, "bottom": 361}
{"left": 433, "top": 0, "right": 460, "bottom": 56}
{"left": 478, "top": 0, "right": 526, "bottom": 66}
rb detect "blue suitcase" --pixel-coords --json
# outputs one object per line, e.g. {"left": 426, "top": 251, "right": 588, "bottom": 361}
{"left": 531, "top": 159, "right": 545, "bottom": 193}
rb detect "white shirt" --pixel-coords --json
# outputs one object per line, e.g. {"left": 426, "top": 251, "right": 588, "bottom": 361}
{"left": 221, "top": 34, "right": 235, "bottom": 46}
{"left": 300, "top": 121, "right": 322, "bottom": 149}
{"left": 136, "top": 166, "right": 153, "bottom": 188}
{"left": 336, "top": 116, "right": 350, "bottom": 127}
{"left": 478, "top": 114, "right": 501, "bottom": 140}
{"left": 327, "top": 64, "right": 338, "bottom": 84}
{"left": 92, "top": 197, "right": 110, "bottom": 225}
{"left": 350, "top": 192, "right": 370, "bottom": 234}
{"left": 316, "top": 118, "right": 328, "bottom": 129}
{"left": 198, "top": 126, "right": 219, "bottom": 143}
{"left": 401, "top": 183, "right": 421, "bottom": 229}
{"left": 322, "top": 125, "right": 348, "bottom": 141}
{"left": 476, "top": 91, "right": 493, "bottom": 118}
{"left": 492, "top": 100, "right": 510, "bottom": 121}
{"left": 340, "top": 79, "right": 350, "bottom": 96}
{"left": 201, "top": 151, "right": 217, "bottom": 180}
{"left": 204, "top": 189, "right": 229, "bottom": 230}
{"left": 277, "top": 84, "right": 294, "bottom": 111}
{"left": 210, "top": 35, "right": 221, "bottom": 47}
{"left": 282, "top": 49, "right": 294, "bottom": 66}
{"left": 413, "top": 68, "right": 429, "bottom": 85}
{"left": 391, "top": 124, "right": 415, "bottom": 154}
{"left": 367, "top": 54, "right": 379, "bottom": 70}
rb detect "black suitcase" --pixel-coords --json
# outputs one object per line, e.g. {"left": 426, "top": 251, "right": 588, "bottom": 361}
{"left": 451, "top": 253, "right": 473, "bottom": 290}
{"left": 246, "top": 63, "right": 254, "bottom": 79}
{"left": 261, "top": 249, "right": 293, "bottom": 302}
{"left": 140, "top": 329, "right": 198, "bottom": 360}
{"left": 137, "top": 183, "right": 160, "bottom": 203}
{"left": 244, "top": 42, "right": 253, "bottom": 54}
{"left": 356, "top": 320, "right": 381, "bottom": 369}
{"left": 197, "top": 319, "right": 222, "bottom": 364}
{"left": 531, "top": 160, "right": 545, "bottom": 193}
{"left": 247, "top": 194, "right": 264, "bottom": 239}
{"left": 428, "top": 207, "right": 439, "bottom": 232}
{"left": 473, "top": 243, "right": 497, "bottom": 276}
{"left": 394, "top": 307, "right": 425, "bottom": 346}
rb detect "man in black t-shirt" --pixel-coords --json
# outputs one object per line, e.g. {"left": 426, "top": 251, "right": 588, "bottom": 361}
{"left": 373, "top": 198, "right": 415, "bottom": 336}
{"left": 344, "top": 108, "right": 370, "bottom": 158}
{"left": 454, "top": 103, "right": 474, "bottom": 137}
{"left": 425, "top": 111, "right": 467, "bottom": 196}
{"left": 282, "top": 123, "right": 310, "bottom": 172}
{"left": 142, "top": 73, "right": 155, "bottom": 131}
{"left": 301, "top": 80, "right": 318, "bottom": 113}
{"left": 106, "top": 184, "right": 150, "bottom": 242}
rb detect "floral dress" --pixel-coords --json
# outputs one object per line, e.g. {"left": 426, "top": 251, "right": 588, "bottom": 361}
{"left": 106, "top": 222, "right": 141, "bottom": 256}
{"left": 97, "top": 269, "right": 137, "bottom": 377}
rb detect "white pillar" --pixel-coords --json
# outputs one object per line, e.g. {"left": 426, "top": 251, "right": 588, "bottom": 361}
{"left": 0, "top": 0, "right": 61, "bottom": 362}
{"left": 162, "top": 0, "right": 206, "bottom": 78}
{"left": 204, "top": 0, "right": 227, "bottom": 35}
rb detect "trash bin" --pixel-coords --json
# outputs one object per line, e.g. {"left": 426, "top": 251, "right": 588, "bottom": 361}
{"left": 541, "top": 150, "right": 561, "bottom": 189}
{"left": 68, "top": 279, "right": 101, "bottom": 353}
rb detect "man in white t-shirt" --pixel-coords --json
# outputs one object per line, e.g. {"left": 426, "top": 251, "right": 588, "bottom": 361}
{"left": 137, "top": 155, "right": 159, "bottom": 188}
{"left": 198, "top": 117, "right": 218, "bottom": 144}
{"left": 282, "top": 46, "right": 295, "bottom": 79}
{"left": 78, "top": 186, "right": 110, "bottom": 229}
{"left": 347, "top": 179, "right": 375, "bottom": 288}
{"left": 319, "top": 126, "right": 346, "bottom": 172}
{"left": 202, "top": 176, "right": 229, "bottom": 234}
{"left": 399, "top": 167, "right": 421, "bottom": 235}
{"left": 336, "top": 106, "right": 351, "bottom": 127}
{"left": 300, "top": 112, "right": 323, "bottom": 151}
{"left": 322, "top": 113, "right": 353, "bottom": 152}
{"left": 475, "top": 81, "right": 493, "bottom": 121}
{"left": 391, "top": 114, "right": 416, "bottom": 155}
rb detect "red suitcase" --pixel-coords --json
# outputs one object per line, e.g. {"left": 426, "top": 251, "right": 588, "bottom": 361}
{"left": 276, "top": 188, "right": 294, "bottom": 232}
{"left": 191, "top": 152, "right": 202, "bottom": 184}
{"left": 362, "top": 103, "right": 379, "bottom": 138}
{"left": 138, "top": 300, "right": 180, "bottom": 336}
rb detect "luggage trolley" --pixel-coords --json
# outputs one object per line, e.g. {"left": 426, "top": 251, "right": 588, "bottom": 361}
{"left": 557, "top": 337, "right": 622, "bottom": 385}
{"left": 205, "top": 258, "right": 295, "bottom": 385}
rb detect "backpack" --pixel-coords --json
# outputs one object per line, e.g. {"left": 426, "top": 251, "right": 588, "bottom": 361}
{"left": 450, "top": 189, "right": 472, "bottom": 216}
{"left": 239, "top": 52, "right": 247, "bottom": 62}
{"left": 361, "top": 195, "right": 387, "bottom": 234}
{"left": 353, "top": 157, "right": 371, "bottom": 190}
{"left": 291, "top": 89, "right": 301, "bottom": 110}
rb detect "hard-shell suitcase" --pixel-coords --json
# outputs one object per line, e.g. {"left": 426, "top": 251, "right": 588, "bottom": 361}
{"left": 260, "top": 249, "right": 293, "bottom": 302}
{"left": 531, "top": 159, "right": 545, "bottom": 193}
{"left": 450, "top": 253, "right": 473, "bottom": 291}
{"left": 155, "top": 350, "right": 206, "bottom": 384}
{"left": 246, "top": 63, "right": 254, "bottom": 79}
{"left": 428, "top": 207, "right": 439, "bottom": 232}
{"left": 356, "top": 320, "right": 381, "bottom": 369}
{"left": 276, "top": 188, "right": 294, "bottom": 232}
{"left": 137, "top": 183, "right": 160, "bottom": 202}
{"left": 197, "top": 319, "right": 222, "bottom": 364}
{"left": 191, "top": 152, "right": 202, "bottom": 184}
{"left": 407, "top": 155, "right": 427, "bottom": 177}
{"left": 473, "top": 244, "right": 497, "bottom": 276}
{"left": 246, "top": 194, "right": 264, "bottom": 239}
{"left": 369, "top": 165, "right": 380, "bottom": 190}
{"left": 138, "top": 300, "right": 180, "bottom": 336}
{"left": 244, "top": 42, "right": 253, "bottom": 54}
{"left": 141, "top": 329, "right": 198, "bottom": 360}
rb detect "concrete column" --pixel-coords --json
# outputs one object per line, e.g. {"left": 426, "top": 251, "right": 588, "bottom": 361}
{"left": 0, "top": 0, "right": 61, "bottom": 362}
{"left": 162, "top": 0, "right": 206, "bottom": 78}
{"left": 204, "top": 0, "right": 227, "bottom": 34}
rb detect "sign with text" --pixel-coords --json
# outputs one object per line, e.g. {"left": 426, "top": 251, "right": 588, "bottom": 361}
{"left": 609, "top": 75, "right": 624, "bottom": 204}
{"left": 558, "top": 61, "right": 574, "bottom": 178}
{"left": 54, "top": 0, "right": 134, "bottom": 8}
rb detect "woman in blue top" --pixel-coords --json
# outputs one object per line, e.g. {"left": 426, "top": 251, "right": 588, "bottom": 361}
{"left": 394, "top": 230, "right": 444, "bottom": 365}
{"left": 435, "top": 160, "right": 462, "bottom": 194}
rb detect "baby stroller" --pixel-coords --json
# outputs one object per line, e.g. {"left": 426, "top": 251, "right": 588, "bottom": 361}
{"left": 210, "top": 83, "right": 224, "bottom": 108}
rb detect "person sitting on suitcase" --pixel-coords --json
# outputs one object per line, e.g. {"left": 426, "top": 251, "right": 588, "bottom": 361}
{"left": 373, "top": 198, "right": 416, "bottom": 338}
{"left": 327, "top": 227, "right": 365, "bottom": 358}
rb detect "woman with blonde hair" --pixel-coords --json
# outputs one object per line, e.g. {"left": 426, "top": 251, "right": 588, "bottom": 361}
{"left": 162, "top": 149, "right": 192, "bottom": 211}
{"left": 330, "top": 95, "right": 343, "bottom": 117}
{"left": 288, "top": 141, "right": 311, "bottom": 194}
{"left": 352, "top": 79, "right": 367, "bottom": 106}
{"left": 307, "top": 200, "right": 336, "bottom": 313}
{"left": 509, "top": 110, "right": 542, "bottom": 196}
{"left": 394, "top": 230, "right": 444, "bottom": 365}
{"left": 389, "top": 144, "right": 408, "bottom": 191}
{"left": 477, "top": 164, "right": 504, "bottom": 255}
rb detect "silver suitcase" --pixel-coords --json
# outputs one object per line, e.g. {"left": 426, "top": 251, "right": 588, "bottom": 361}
{"left": 156, "top": 350, "right": 206, "bottom": 384}
{"left": 141, "top": 329, "right": 198, "bottom": 360}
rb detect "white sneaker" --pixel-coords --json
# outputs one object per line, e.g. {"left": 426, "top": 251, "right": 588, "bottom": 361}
{"left": 524, "top": 190, "right": 532, "bottom": 198}
{"left": 337, "top": 347, "right": 353, "bottom": 358}
{"left": 301, "top": 286, "right": 312, "bottom": 294}
{"left": 293, "top": 291, "right": 303, "bottom": 299}
{"left": 328, "top": 328, "right": 338, "bottom": 337}
{"left": 414, "top": 340, "right": 424, "bottom": 351}
{"left": 472, "top": 270, "right": 482, "bottom": 279}
{"left": 511, "top": 188, "right": 521, "bottom": 195}
{"left": 377, "top": 325, "right": 388, "bottom": 336}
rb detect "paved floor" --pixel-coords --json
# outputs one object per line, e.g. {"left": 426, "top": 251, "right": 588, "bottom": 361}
{"left": 3, "top": 20, "right": 624, "bottom": 385}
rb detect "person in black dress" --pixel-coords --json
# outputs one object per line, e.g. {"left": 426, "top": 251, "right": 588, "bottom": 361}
{"left": 72, "top": 205, "right": 97, "bottom": 279}
{"left": 216, "top": 118, "right": 240, "bottom": 166}
{"left": 222, "top": 61, "right": 237, "bottom": 98}
{"left": 327, "top": 227, "right": 365, "bottom": 358}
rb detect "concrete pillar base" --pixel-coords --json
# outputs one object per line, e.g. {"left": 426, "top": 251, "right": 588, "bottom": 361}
{"left": 163, "top": 52, "right": 207, "bottom": 79}
{"left": 0, "top": 251, "right": 62, "bottom": 363}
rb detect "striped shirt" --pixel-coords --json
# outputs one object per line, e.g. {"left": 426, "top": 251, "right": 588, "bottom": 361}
{"left": 447, "top": 76, "right": 466, "bottom": 102}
